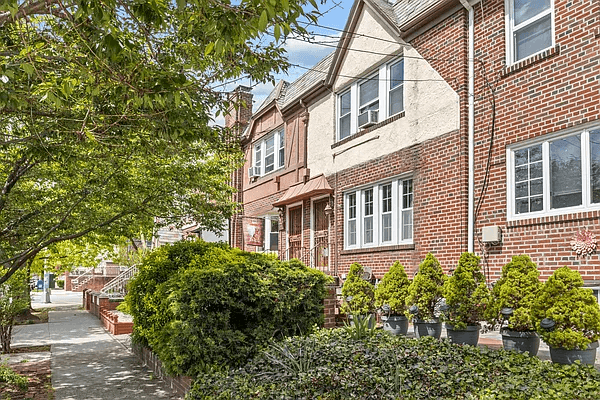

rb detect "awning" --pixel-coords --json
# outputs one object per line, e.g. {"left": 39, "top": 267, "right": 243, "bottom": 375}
{"left": 273, "top": 174, "right": 333, "bottom": 207}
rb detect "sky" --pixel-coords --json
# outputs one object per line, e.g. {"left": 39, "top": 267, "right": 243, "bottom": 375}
{"left": 213, "top": 0, "right": 355, "bottom": 126}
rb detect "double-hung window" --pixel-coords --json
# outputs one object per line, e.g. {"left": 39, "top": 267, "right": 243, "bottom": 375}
{"left": 336, "top": 58, "right": 404, "bottom": 141}
{"left": 506, "top": 0, "right": 554, "bottom": 64}
{"left": 344, "top": 177, "right": 413, "bottom": 249}
{"left": 252, "top": 129, "right": 285, "bottom": 177}
{"left": 508, "top": 127, "right": 600, "bottom": 219}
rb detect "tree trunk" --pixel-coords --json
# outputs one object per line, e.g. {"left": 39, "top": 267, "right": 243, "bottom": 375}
{"left": 0, "top": 322, "right": 13, "bottom": 354}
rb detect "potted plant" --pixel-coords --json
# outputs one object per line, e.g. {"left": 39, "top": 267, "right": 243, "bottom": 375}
{"left": 443, "top": 252, "right": 490, "bottom": 346}
{"left": 341, "top": 263, "right": 375, "bottom": 328}
{"left": 486, "top": 255, "right": 541, "bottom": 355}
{"left": 375, "top": 261, "right": 411, "bottom": 335}
{"left": 532, "top": 266, "right": 600, "bottom": 365}
{"left": 406, "top": 253, "right": 446, "bottom": 339}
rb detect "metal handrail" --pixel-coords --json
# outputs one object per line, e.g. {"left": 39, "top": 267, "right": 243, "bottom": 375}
{"left": 100, "top": 265, "right": 138, "bottom": 298}
{"left": 71, "top": 267, "right": 94, "bottom": 286}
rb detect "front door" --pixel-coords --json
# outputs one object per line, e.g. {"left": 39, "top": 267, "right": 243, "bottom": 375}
{"left": 288, "top": 206, "right": 303, "bottom": 260}
{"left": 313, "top": 199, "right": 330, "bottom": 274}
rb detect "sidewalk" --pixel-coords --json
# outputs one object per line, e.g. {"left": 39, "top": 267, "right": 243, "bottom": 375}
{"left": 5, "top": 290, "right": 182, "bottom": 400}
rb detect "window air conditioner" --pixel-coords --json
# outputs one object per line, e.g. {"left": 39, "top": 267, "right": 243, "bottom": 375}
{"left": 248, "top": 166, "right": 260, "bottom": 178}
{"left": 358, "top": 110, "right": 378, "bottom": 128}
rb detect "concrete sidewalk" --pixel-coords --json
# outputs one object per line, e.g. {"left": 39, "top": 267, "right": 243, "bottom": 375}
{"left": 7, "top": 290, "right": 182, "bottom": 400}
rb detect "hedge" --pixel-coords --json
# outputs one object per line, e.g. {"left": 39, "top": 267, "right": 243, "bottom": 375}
{"left": 187, "top": 329, "right": 600, "bottom": 400}
{"left": 124, "top": 240, "right": 332, "bottom": 376}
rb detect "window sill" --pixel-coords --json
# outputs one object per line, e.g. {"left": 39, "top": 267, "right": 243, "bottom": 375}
{"left": 502, "top": 45, "right": 560, "bottom": 78}
{"left": 332, "top": 111, "right": 405, "bottom": 150}
{"left": 506, "top": 208, "right": 600, "bottom": 229}
{"left": 340, "top": 243, "right": 415, "bottom": 255}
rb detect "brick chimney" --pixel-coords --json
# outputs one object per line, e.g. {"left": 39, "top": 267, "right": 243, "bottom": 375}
{"left": 225, "top": 85, "right": 253, "bottom": 133}
{"left": 225, "top": 85, "right": 253, "bottom": 251}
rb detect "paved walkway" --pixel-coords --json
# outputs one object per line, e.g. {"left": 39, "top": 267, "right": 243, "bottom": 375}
{"left": 5, "top": 290, "right": 182, "bottom": 400}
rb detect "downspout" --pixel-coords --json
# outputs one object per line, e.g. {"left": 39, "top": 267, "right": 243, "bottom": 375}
{"left": 459, "top": 0, "right": 475, "bottom": 253}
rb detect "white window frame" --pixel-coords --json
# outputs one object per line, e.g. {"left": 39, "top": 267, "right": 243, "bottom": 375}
{"left": 252, "top": 128, "right": 285, "bottom": 177}
{"left": 507, "top": 126, "right": 600, "bottom": 220}
{"left": 336, "top": 57, "right": 404, "bottom": 141}
{"left": 344, "top": 177, "right": 413, "bottom": 250}
{"left": 505, "top": 0, "right": 555, "bottom": 65}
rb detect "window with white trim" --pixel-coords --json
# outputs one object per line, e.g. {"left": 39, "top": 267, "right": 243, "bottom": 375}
{"left": 256, "top": 216, "right": 279, "bottom": 253}
{"left": 344, "top": 177, "right": 413, "bottom": 249}
{"left": 506, "top": 0, "right": 554, "bottom": 64}
{"left": 336, "top": 58, "right": 404, "bottom": 141}
{"left": 508, "top": 127, "right": 600, "bottom": 219}
{"left": 252, "top": 129, "right": 284, "bottom": 177}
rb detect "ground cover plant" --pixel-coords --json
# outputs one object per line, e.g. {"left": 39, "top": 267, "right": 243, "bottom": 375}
{"left": 187, "top": 328, "right": 600, "bottom": 400}
{"left": 124, "top": 240, "right": 331, "bottom": 376}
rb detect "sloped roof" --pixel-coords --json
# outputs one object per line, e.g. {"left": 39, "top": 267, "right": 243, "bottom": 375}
{"left": 273, "top": 174, "right": 333, "bottom": 207}
{"left": 254, "top": 80, "right": 289, "bottom": 114}
{"left": 394, "top": 0, "right": 442, "bottom": 28}
{"left": 282, "top": 53, "right": 334, "bottom": 109}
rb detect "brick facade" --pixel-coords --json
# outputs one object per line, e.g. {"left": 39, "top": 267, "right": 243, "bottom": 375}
{"left": 469, "top": 0, "right": 600, "bottom": 281}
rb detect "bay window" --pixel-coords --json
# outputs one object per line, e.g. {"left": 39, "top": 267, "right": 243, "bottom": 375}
{"left": 508, "top": 127, "right": 600, "bottom": 219}
{"left": 344, "top": 177, "right": 413, "bottom": 249}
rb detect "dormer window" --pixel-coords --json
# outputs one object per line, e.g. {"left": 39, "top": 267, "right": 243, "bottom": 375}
{"left": 336, "top": 58, "right": 404, "bottom": 141}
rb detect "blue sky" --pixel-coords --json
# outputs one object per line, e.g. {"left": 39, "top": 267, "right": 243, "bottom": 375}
{"left": 214, "top": 0, "right": 354, "bottom": 125}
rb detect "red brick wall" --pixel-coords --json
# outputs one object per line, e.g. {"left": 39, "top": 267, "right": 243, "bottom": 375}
{"left": 132, "top": 343, "right": 192, "bottom": 396}
{"left": 330, "top": 129, "right": 468, "bottom": 279}
{"left": 470, "top": 0, "right": 600, "bottom": 281}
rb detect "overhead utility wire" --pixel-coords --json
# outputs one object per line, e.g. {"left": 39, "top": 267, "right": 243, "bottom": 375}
{"left": 281, "top": 34, "right": 457, "bottom": 63}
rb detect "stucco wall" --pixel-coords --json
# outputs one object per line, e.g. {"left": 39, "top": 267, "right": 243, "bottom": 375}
{"left": 306, "top": 5, "right": 460, "bottom": 177}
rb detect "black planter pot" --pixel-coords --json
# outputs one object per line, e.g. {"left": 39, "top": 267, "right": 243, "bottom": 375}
{"left": 414, "top": 319, "right": 442, "bottom": 339}
{"left": 501, "top": 329, "right": 540, "bottom": 356}
{"left": 549, "top": 341, "right": 599, "bottom": 365}
{"left": 445, "top": 324, "right": 480, "bottom": 346}
{"left": 381, "top": 315, "right": 409, "bottom": 336}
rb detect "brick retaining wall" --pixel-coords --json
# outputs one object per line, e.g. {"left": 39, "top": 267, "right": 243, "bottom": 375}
{"left": 132, "top": 343, "right": 192, "bottom": 396}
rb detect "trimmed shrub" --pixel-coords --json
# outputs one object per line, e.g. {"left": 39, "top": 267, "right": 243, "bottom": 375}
{"left": 0, "top": 364, "right": 28, "bottom": 392}
{"left": 443, "top": 252, "right": 490, "bottom": 330}
{"left": 124, "top": 240, "right": 332, "bottom": 376}
{"left": 532, "top": 266, "right": 600, "bottom": 350}
{"left": 406, "top": 253, "right": 446, "bottom": 321}
{"left": 486, "top": 255, "right": 541, "bottom": 332}
{"left": 374, "top": 261, "right": 410, "bottom": 316}
{"left": 340, "top": 263, "right": 375, "bottom": 316}
{"left": 187, "top": 328, "right": 600, "bottom": 400}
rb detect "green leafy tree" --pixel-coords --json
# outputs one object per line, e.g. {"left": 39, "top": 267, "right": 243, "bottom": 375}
{"left": 374, "top": 261, "right": 410, "bottom": 316}
{"left": 0, "top": 266, "right": 28, "bottom": 353}
{"left": 486, "top": 255, "right": 541, "bottom": 332}
{"left": 406, "top": 253, "right": 446, "bottom": 321}
{"left": 532, "top": 266, "right": 600, "bottom": 350}
{"left": 340, "top": 263, "right": 375, "bottom": 316}
{"left": 443, "top": 252, "right": 490, "bottom": 330}
{"left": 0, "top": 0, "right": 322, "bottom": 284}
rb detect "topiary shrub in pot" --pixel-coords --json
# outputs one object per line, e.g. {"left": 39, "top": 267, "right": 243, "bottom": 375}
{"left": 341, "top": 263, "right": 375, "bottom": 329}
{"left": 532, "top": 266, "right": 600, "bottom": 365}
{"left": 442, "top": 252, "right": 490, "bottom": 346}
{"left": 486, "top": 255, "right": 541, "bottom": 355}
{"left": 406, "top": 253, "right": 446, "bottom": 339}
{"left": 374, "top": 261, "right": 411, "bottom": 335}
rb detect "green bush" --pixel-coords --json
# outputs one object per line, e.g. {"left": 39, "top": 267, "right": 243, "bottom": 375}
{"left": 124, "top": 240, "right": 332, "bottom": 376}
{"left": 340, "top": 263, "right": 375, "bottom": 316}
{"left": 406, "top": 253, "right": 446, "bottom": 321}
{"left": 374, "top": 261, "right": 410, "bottom": 316}
{"left": 55, "top": 279, "right": 65, "bottom": 289}
{"left": 532, "top": 266, "right": 600, "bottom": 350}
{"left": 0, "top": 364, "right": 28, "bottom": 391}
{"left": 486, "top": 255, "right": 541, "bottom": 332}
{"left": 443, "top": 252, "right": 490, "bottom": 330}
{"left": 186, "top": 328, "right": 600, "bottom": 400}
